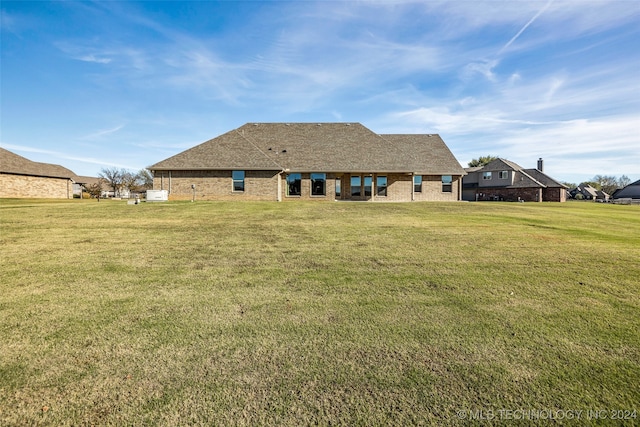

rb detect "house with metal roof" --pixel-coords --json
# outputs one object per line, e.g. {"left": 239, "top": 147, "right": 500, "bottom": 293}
{"left": 0, "top": 147, "right": 77, "bottom": 199}
{"left": 149, "top": 123, "right": 466, "bottom": 202}
{"left": 462, "top": 158, "right": 567, "bottom": 202}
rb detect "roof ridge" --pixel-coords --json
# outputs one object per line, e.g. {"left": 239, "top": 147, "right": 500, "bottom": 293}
{"left": 525, "top": 168, "right": 566, "bottom": 188}
{"left": 233, "top": 127, "right": 284, "bottom": 170}
{"left": 519, "top": 169, "right": 546, "bottom": 188}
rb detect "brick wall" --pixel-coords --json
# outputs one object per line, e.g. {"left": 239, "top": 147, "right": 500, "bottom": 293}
{"left": 542, "top": 187, "right": 566, "bottom": 202}
{"left": 475, "top": 187, "right": 542, "bottom": 202}
{"left": 154, "top": 170, "right": 280, "bottom": 201}
{"left": 152, "top": 170, "right": 463, "bottom": 202}
{"left": 0, "top": 173, "right": 72, "bottom": 199}
{"left": 281, "top": 173, "right": 338, "bottom": 201}
{"left": 472, "top": 186, "right": 566, "bottom": 202}
{"left": 413, "top": 175, "right": 461, "bottom": 202}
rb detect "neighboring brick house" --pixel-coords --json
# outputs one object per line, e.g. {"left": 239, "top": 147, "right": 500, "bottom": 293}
{"left": 0, "top": 147, "right": 76, "bottom": 199}
{"left": 462, "top": 158, "right": 567, "bottom": 202}
{"left": 149, "top": 123, "right": 466, "bottom": 202}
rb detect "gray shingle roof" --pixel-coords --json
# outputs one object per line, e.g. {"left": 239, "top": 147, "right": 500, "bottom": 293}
{"left": 0, "top": 147, "right": 76, "bottom": 180}
{"left": 379, "top": 134, "right": 466, "bottom": 175}
{"left": 150, "top": 123, "right": 465, "bottom": 175}
{"left": 523, "top": 168, "right": 567, "bottom": 189}
{"left": 613, "top": 179, "right": 640, "bottom": 199}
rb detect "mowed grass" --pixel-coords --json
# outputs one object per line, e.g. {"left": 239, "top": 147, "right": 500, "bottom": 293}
{"left": 1, "top": 199, "right": 639, "bottom": 425}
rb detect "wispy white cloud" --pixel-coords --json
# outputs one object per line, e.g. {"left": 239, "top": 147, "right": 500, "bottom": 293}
{"left": 80, "top": 124, "right": 125, "bottom": 140}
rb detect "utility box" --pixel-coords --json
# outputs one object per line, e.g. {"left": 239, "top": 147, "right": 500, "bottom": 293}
{"left": 146, "top": 189, "right": 168, "bottom": 202}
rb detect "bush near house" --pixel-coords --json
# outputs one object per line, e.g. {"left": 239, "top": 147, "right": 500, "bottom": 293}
{"left": 1, "top": 200, "right": 638, "bottom": 425}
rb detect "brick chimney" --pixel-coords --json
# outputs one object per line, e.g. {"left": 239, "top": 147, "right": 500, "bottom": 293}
{"left": 537, "top": 158, "right": 543, "bottom": 172}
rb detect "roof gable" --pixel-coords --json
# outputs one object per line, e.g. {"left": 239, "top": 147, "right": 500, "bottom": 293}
{"left": 482, "top": 158, "right": 523, "bottom": 172}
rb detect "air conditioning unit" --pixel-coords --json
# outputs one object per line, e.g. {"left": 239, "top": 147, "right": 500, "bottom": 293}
{"left": 146, "top": 189, "right": 168, "bottom": 202}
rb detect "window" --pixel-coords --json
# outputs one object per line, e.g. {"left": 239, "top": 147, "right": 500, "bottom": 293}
{"left": 442, "top": 175, "right": 452, "bottom": 193}
{"left": 499, "top": 171, "right": 508, "bottom": 179}
{"left": 351, "top": 176, "right": 361, "bottom": 197}
{"left": 286, "top": 173, "right": 301, "bottom": 196}
{"left": 232, "top": 170, "right": 245, "bottom": 192}
{"left": 364, "top": 176, "right": 372, "bottom": 197}
{"left": 414, "top": 175, "right": 422, "bottom": 193}
{"left": 310, "top": 173, "right": 326, "bottom": 196}
{"left": 483, "top": 171, "right": 492, "bottom": 180}
{"left": 376, "top": 176, "right": 387, "bottom": 197}
{"left": 335, "top": 178, "right": 341, "bottom": 197}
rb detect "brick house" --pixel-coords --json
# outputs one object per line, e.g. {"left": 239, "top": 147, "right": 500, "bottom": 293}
{"left": 462, "top": 158, "right": 567, "bottom": 202}
{"left": 149, "top": 123, "right": 466, "bottom": 202}
{"left": 0, "top": 147, "right": 76, "bottom": 199}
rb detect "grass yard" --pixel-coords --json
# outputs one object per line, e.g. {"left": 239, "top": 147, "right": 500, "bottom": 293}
{"left": 1, "top": 199, "right": 639, "bottom": 425}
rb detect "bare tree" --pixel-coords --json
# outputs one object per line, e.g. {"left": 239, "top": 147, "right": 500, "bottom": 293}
{"left": 84, "top": 181, "right": 103, "bottom": 199}
{"left": 618, "top": 175, "right": 631, "bottom": 189}
{"left": 137, "top": 168, "right": 154, "bottom": 190}
{"left": 592, "top": 175, "right": 620, "bottom": 196}
{"left": 120, "top": 170, "right": 139, "bottom": 196}
{"left": 99, "top": 167, "right": 123, "bottom": 197}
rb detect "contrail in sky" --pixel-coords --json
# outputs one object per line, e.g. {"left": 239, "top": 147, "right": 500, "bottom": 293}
{"left": 499, "top": 0, "right": 554, "bottom": 55}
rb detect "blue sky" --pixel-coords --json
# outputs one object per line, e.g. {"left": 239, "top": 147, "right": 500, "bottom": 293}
{"left": 2, "top": 1, "right": 639, "bottom": 184}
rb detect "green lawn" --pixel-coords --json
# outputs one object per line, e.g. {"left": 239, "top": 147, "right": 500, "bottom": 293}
{"left": 1, "top": 199, "right": 639, "bottom": 425}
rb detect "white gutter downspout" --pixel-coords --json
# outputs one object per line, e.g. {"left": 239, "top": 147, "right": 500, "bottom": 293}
{"left": 277, "top": 171, "right": 283, "bottom": 202}
{"left": 168, "top": 171, "right": 172, "bottom": 195}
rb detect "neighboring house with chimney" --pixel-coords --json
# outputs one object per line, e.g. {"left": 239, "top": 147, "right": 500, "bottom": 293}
{"left": 462, "top": 158, "right": 567, "bottom": 202}
{"left": 0, "top": 147, "right": 77, "bottom": 199}
{"left": 569, "top": 184, "right": 610, "bottom": 202}
{"left": 149, "top": 122, "right": 466, "bottom": 202}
